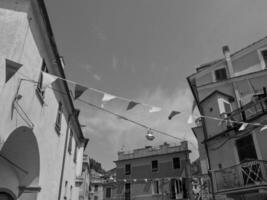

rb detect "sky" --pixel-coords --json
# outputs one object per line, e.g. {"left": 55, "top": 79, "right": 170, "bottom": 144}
{"left": 45, "top": 0, "right": 267, "bottom": 170}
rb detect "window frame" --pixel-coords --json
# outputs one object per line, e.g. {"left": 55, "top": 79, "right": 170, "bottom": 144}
{"left": 55, "top": 101, "right": 63, "bottom": 134}
{"left": 151, "top": 160, "right": 158, "bottom": 172}
{"left": 218, "top": 98, "right": 232, "bottom": 115}
{"left": 212, "top": 67, "right": 227, "bottom": 82}
{"left": 152, "top": 180, "right": 160, "bottom": 194}
{"left": 68, "top": 129, "right": 73, "bottom": 154}
{"left": 173, "top": 157, "right": 181, "bottom": 169}
{"left": 94, "top": 185, "right": 98, "bottom": 192}
{"left": 73, "top": 141, "right": 77, "bottom": 163}
{"left": 257, "top": 47, "right": 267, "bottom": 70}
{"left": 106, "top": 187, "right": 112, "bottom": 198}
{"left": 36, "top": 60, "right": 48, "bottom": 105}
{"left": 125, "top": 164, "right": 131, "bottom": 175}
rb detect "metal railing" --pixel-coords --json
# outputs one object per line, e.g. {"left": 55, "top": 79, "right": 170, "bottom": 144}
{"left": 228, "top": 96, "right": 267, "bottom": 125}
{"left": 213, "top": 160, "right": 267, "bottom": 192}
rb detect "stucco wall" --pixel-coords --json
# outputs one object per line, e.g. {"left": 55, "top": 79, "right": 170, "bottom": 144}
{"left": 0, "top": 1, "right": 81, "bottom": 200}
{"left": 116, "top": 152, "right": 186, "bottom": 180}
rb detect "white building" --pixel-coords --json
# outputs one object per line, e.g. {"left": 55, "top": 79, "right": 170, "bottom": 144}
{"left": 0, "top": 0, "right": 89, "bottom": 199}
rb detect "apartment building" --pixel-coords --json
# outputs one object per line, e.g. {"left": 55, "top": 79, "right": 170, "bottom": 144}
{"left": 0, "top": 0, "right": 88, "bottom": 199}
{"left": 114, "top": 142, "right": 192, "bottom": 200}
{"left": 188, "top": 38, "right": 267, "bottom": 200}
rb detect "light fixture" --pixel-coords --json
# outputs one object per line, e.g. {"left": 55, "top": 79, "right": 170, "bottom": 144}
{"left": 146, "top": 129, "right": 155, "bottom": 141}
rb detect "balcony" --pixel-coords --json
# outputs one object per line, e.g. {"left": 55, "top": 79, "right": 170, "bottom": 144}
{"left": 213, "top": 160, "right": 267, "bottom": 194}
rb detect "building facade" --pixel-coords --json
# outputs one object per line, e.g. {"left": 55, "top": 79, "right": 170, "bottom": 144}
{"left": 114, "top": 142, "right": 191, "bottom": 200}
{"left": 188, "top": 38, "right": 267, "bottom": 200}
{"left": 89, "top": 169, "right": 105, "bottom": 200}
{"left": 76, "top": 154, "right": 90, "bottom": 200}
{"left": 0, "top": 0, "right": 88, "bottom": 199}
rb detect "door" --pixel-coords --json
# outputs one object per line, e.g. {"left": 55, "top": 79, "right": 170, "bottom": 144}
{"left": 125, "top": 183, "right": 130, "bottom": 200}
{"left": 236, "top": 134, "right": 262, "bottom": 185}
{"left": 0, "top": 192, "right": 14, "bottom": 200}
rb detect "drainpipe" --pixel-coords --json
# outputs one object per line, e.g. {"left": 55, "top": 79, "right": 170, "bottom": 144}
{"left": 222, "top": 45, "right": 241, "bottom": 107}
{"left": 186, "top": 77, "right": 216, "bottom": 200}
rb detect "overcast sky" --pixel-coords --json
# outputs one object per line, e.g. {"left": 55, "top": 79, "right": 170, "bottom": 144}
{"left": 46, "top": 0, "right": 267, "bottom": 170}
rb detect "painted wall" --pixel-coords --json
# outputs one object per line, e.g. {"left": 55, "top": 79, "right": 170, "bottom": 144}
{"left": 115, "top": 150, "right": 188, "bottom": 200}
{"left": 116, "top": 152, "right": 186, "bottom": 180}
{"left": 0, "top": 1, "right": 84, "bottom": 200}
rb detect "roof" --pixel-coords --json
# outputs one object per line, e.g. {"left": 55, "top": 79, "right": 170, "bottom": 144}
{"left": 199, "top": 90, "right": 234, "bottom": 104}
{"left": 196, "top": 58, "right": 224, "bottom": 72}
{"left": 195, "top": 35, "right": 267, "bottom": 73}
{"left": 36, "top": 0, "right": 89, "bottom": 144}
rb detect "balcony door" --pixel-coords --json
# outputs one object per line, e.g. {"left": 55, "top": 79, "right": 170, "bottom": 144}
{"left": 236, "top": 134, "right": 257, "bottom": 162}
{"left": 236, "top": 134, "right": 262, "bottom": 185}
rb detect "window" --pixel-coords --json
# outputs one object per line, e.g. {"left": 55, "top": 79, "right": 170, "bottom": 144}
{"left": 173, "top": 157, "right": 180, "bottom": 169}
{"left": 125, "top": 183, "right": 131, "bottom": 200}
{"left": 106, "top": 187, "right": 111, "bottom": 198}
{"left": 74, "top": 141, "right": 77, "bottom": 163}
{"left": 64, "top": 181, "right": 68, "bottom": 199}
{"left": 94, "top": 185, "right": 98, "bottom": 192}
{"left": 218, "top": 98, "right": 232, "bottom": 115}
{"left": 125, "top": 164, "right": 131, "bottom": 175}
{"left": 94, "top": 196, "right": 98, "bottom": 200}
{"left": 70, "top": 185, "right": 73, "bottom": 200}
{"left": 68, "top": 129, "right": 73, "bottom": 154}
{"left": 36, "top": 60, "right": 48, "bottom": 103}
{"left": 152, "top": 160, "right": 158, "bottom": 172}
{"left": 236, "top": 135, "right": 257, "bottom": 162}
{"left": 55, "top": 102, "right": 63, "bottom": 134}
{"left": 153, "top": 180, "right": 160, "bottom": 194}
{"left": 259, "top": 48, "right": 267, "bottom": 69}
{"left": 214, "top": 68, "right": 227, "bottom": 81}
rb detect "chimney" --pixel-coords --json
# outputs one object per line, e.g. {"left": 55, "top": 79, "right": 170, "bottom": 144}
{"left": 222, "top": 45, "right": 234, "bottom": 78}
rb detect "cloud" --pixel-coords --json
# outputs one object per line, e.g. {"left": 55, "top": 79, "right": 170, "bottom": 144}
{"left": 93, "top": 74, "right": 102, "bottom": 81}
{"left": 81, "top": 87, "right": 198, "bottom": 170}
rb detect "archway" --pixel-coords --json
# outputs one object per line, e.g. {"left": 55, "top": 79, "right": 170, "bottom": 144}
{"left": 0, "top": 126, "right": 40, "bottom": 199}
{"left": 0, "top": 192, "right": 15, "bottom": 200}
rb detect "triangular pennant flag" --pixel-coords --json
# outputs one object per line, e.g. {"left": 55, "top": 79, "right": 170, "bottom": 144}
{"left": 102, "top": 93, "right": 116, "bottom": 102}
{"left": 149, "top": 106, "right": 162, "bottom": 113}
{"left": 5, "top": 59, "right": 22, "bottom": 83}
{"left": 168, "top": 110, "right": 180, "bottom": 120}
{"left": 238, "top": 123, "right": 248, "bottom": 131}
{"left": 126, "top": 101, "right": 139, "bottom": 110}
{"left": 42, "top": 72, "right": 57, "bottom": 89}
{"left": 260, "top": 125, "right": 267, "bottom": 132}
{"left": 74, "top": 84, "right": 88, "bottom": 99}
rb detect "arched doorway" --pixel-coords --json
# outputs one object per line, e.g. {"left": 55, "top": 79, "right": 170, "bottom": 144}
{"left": 0, "top": 192, "right": 14, "bottom": 200}
{"left": 0, "top": 126, "right": 40, "bottom": 199}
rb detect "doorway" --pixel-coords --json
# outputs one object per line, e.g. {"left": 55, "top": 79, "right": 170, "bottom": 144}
{"left": 0, "top": 192, "right": 14, "bottom": 200}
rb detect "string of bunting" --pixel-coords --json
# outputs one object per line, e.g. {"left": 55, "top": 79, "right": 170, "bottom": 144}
{"left": 103, "top": 176, "right": 185, "bottom": 184}
{"left": 5, "top": 67, "right": 199, "bottom": 150}
{"left": 5, "top": 64, "right": 181, "bottom": 119}
{"left": 5, "top": 65, "right": 267, "bottom": 141}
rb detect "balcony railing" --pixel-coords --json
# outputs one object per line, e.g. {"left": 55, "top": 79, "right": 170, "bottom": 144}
{"left": 213, "top": 160, "right": 267, "bottom": 193}
{"left": 227, "top": 96, "right": 267, "bottom": 125}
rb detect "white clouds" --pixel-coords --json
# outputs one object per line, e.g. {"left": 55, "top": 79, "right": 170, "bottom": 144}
{"left": 82, "top": 87, "right": 198, "bottom": 169}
